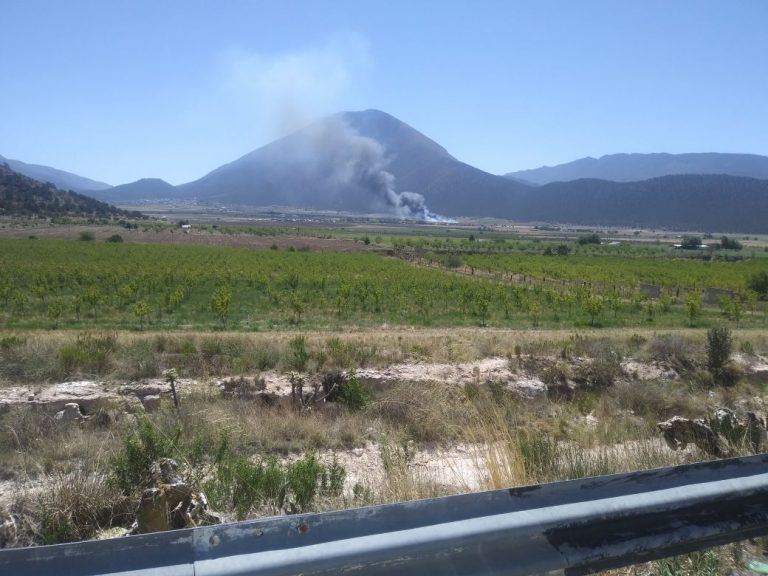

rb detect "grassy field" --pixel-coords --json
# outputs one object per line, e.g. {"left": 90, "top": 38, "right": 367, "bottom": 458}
{"left": 0, "top": 237, "right": 766, "bottom": 331}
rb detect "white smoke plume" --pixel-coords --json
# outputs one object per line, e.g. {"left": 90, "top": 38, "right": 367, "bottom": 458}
{"left": 222, "top": 36, "right": 453, "bottom": 221}
{"left": 308, "top": 116, "right": 454, "bottom": 222}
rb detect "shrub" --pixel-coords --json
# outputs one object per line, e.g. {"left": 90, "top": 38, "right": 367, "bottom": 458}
{"left": 109, "top": 417, "right": 179, "bottom": 495}
{"left": 78, "top": 230, "right": 95, "bottom": 241}
{"left": 577, "top": 233, "right": 601, "bottom": 245}
{"left": 204, "top": 451, "right": 344, "bottom": 519}
{"left": 747, "top": 271, "right": 768, "bottom": 300}
{"left": 720, "top": 236, "right": 742, "bottom": 250}
{"left": 288, "top": 335, "right": 309, "bottom": 371}
{"left": 645, "top": 334, "right": 696, "bottom": 373}
{"left": 706, "top": 326, "right": 733, "bottom": 386}
{"left": 681, "top": 236, "right": 702, "bottom": 250}
{"left": 443, "top": 254, "right": 463, "bottom": 268}
{"left": 338, "top": 374, "right": 370, "bottom": 411}
{"left": 106, "top": 234, "right": 124, "bottom": 243}
{"left": 541, "top": 364, "right": 570, "bottom": 386}
{"left": 57, "top": 332, "right": 117, "bottom": 377}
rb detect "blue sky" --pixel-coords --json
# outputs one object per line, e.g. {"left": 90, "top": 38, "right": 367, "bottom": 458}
{"left": 2, "top": 0, "right": 767, "bottom": 185}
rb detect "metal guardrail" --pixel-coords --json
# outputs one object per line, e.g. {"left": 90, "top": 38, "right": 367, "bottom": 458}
{"left": 2, "top": 454, "right": 768, "bottom": 576}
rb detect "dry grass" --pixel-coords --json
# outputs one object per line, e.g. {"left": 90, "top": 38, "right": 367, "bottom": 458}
{"left": 5, "top": 326, "right": 764, "bottom": 385}
{"left": 1, "top": 325, "right": 765, "bottom": 572}
{"left": 16, "top": 469, "right": 131, "bottom": 544}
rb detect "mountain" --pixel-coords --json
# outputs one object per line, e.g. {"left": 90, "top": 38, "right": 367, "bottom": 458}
{"left": 505, "top": 153, "right": 768, "bottom": 185}
{"left": 0, "top": 163, "right": 139, "bottom": 219}
{"left": 174, "top": 109, "right": 529, "bottom": 217}
{"left": 518, "top": 174, "right": 768, "bottom": 233}
{"left": 45, "top": 109, "right": 768, "bottom": 232}
{"left": 90, "top": 178, "right": 176, "bottom": 202}
{"left": 0, "top": 154, "right": 112, "bottom": 192}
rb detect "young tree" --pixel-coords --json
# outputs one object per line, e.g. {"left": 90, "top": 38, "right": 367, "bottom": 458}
{"left": 685, "top": 293, "right": 701, "bottom": 326}
{"left": 290, "top": 295, "right": 304, "bottom": 324}
{"left": 47, "top": 298, "right": 65, "bottom": 328}
{"left": 83, "top": 287, "right": 102, "bottom": 320}
{"left": 134, "top": 299, "right": 152, "bottom": 329}
{"left": 211, "top": 286, "right": 232, "bottom": 327}
{"left": 529, "top": 302, "right": 542, "bottom": 327}
{"left": 583, "top": 295, "right": 604, "bottom": 326}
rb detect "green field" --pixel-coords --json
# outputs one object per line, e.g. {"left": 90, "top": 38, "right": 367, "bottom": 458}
{"left": 0, "top": 238, "right": 765, "bottom": 330}
{"left": 455, "top": 252, "right": 768, "bottom": 291}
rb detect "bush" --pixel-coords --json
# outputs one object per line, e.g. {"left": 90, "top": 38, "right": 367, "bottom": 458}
{"left": 706, "top": 326, "right": 734, "bottom": 386}
{"left": 78, "top": 230, "right": 95, "bottom": 241}
{"left": 109, "top": 417, "right": 178, "bottom": 495}
{"left": 337, "top": 374, "right": 370, "bottom": 411}
{"left": 204, "top": 451, "right": 344, "bottom": 519}
{"left": 106, "top": 234, "right": 124, "bottom": 243}
{"left": 573, "top": 353, "right": 623, "bottom": 390}
{"left": 577, "top": 234, "right": 601, "bottom": 245}
{"left": 57, "top": 332, "right": 117, "bottom": 377}
{"left": 681, "top": 236, "right": 702, "bottom": 250}
{"left": 720, "top": 236, "right": 742, "bottom": 250}
{"left": 443, "top": 254, "right": 463, "bottom": 268}
{"left": 645, "top": 334, "right": 696, "bottom": 373}
{"left": 747, "top": 270, "right": 768, "bottom": 300}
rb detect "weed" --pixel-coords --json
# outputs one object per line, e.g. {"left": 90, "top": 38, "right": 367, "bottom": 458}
{"left": 706, "top": 326, "right": 734, "bottom": 385}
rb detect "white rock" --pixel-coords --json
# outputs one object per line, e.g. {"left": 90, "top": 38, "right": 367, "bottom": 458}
{"left": 54, "top": 402, "right": 84, "bottom": 422}
{"left": 142, "top": 395, "right": 161, "bottom": 413}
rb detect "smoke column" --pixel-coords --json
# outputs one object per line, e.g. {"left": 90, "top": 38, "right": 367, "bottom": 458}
{"left": 311, "top": 116, "right": 455, "bottom": 222}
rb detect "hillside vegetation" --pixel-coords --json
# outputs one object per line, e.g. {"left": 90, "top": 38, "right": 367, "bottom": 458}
{"left": 0, "top": 164, "right": 139, "bottom": 219}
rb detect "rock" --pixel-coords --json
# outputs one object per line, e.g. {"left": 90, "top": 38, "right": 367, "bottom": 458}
{"left": 34, "top": 381, "right": 132, "bottom": 414}
{"left": 133, "top": 459, "right": 224, "bottom": 534}
{"left": 658, "top": 408, "right": 767, "bottom": 457}
{"left": 118, "top": 380, "right": 171, "bottom": 399}
{"left": 657, "top": 415, "right": 729, "bottom": 457}
{"left": 0, "top": 513, "right": 17, "bottom": 548}
{"left": 141, "top": 395, "right": 161, "bottom": 413}
{"left": 54, "top": 402, "right": 84, "bottom": 422}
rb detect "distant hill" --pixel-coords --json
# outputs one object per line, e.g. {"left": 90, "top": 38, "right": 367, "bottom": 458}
{"left": 174, "top": 109, "right": 529, "bottom": 217}
{"left": 515, "top": 174, "right": 768, "bottom": 233}
{"left": 505, "top": 153, "right": 768, "bottom": 184}
{"left": 0, "top": 154, "right": 112, "bottom": 191}
{"left": 0, "top": 163, "right": 139, "bottom": 219}
{"left": 90, "top": 178, "right": 176, "bottom": 202}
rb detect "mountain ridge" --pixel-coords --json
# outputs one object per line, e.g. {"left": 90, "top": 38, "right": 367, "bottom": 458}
{"left": 7, "top": 110, "right": 768, "bottom": 232}
{"left": 505, "top": 152, "right": 768, "bottom": 184}
{"left": 0, "top": 154, "right": 112, "bottom": 192}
